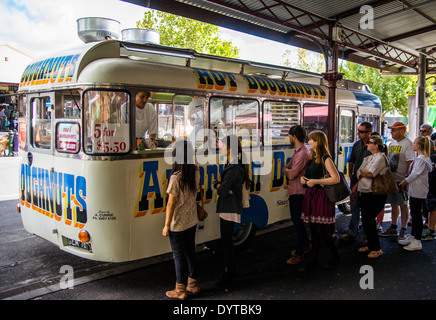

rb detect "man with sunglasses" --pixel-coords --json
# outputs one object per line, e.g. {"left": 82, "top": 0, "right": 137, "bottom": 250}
{"left": 380, "top": 122, "right": 414, "bottom": 239}
{"left": 340, "top": 122, "right": 372, "bottom": 242}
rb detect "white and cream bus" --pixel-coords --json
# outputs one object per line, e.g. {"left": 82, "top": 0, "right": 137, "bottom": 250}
{"left": 16, "top": 37, "right": 382, "bottom": 262}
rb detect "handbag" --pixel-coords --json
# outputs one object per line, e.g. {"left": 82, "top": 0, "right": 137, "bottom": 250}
{"left": 371, "top": 155, "right": 398, "bottom": 195}
{"left": 197, "top": 185, "right": 208, "bottom": 221}
{"left": 321, "top": 155, "right": 351, "bottom": 203}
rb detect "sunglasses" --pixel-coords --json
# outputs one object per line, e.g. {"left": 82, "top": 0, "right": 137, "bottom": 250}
{"left": 420, "top": 129, "right": 429, "bottom": 133}
{"left": 358, "top": 130, "right": 370, "bottom": 134}
{"left": 367, "top": 141, "right": 376, "bottom": 145}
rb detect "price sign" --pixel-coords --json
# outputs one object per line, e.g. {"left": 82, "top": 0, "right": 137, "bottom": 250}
{"left": 91, "top": 123, "right": 129, "bottom": 154}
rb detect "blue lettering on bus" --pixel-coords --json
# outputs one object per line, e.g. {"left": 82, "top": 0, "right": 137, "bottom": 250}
{"left": 135, "top": 159, "right": 265, "bottom": 218}
{"left": 20, "top": 164, "right": 87, "bottom": 228}
{"left": 271, "top": 151, "right": 285, "bottom": 191}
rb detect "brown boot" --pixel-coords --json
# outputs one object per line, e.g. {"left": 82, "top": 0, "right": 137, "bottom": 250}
{"left": 166, "top": 283, "right": 187, "bottom": 300}
{"left": 186, "top": 277, "right": 200, "bottom": 294}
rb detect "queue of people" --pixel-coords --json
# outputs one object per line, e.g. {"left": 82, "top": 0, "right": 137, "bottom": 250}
{"left": 340, "top": 121, "right": 436, "bottom": 255}
{"left": 161, "top": 122, "right": 436, "bottom": 299}
{"left": 0, "top": 105, "right": 18, "bottom": 132}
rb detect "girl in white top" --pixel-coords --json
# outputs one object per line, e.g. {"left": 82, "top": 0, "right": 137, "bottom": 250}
{"left": 398, "top": 136, "right": 432, "bottom": 251}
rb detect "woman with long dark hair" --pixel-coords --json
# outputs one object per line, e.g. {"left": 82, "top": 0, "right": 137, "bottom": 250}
{"left": 214, "top": 135, "right": 251, "bottom": 286}
{"left": 163, "top": 140, "right": 200, "bottom": 299}
{"left": 300, "top": 131, "right": 341, "bottom": 269}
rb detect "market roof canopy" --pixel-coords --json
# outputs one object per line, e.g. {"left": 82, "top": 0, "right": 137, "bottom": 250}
{"left": 123, "top": 0, "right": 436, "bottom": 74}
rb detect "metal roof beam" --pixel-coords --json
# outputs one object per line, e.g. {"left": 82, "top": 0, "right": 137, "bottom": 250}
{"left": 123, "top": 0, "right": 424, "bottom": 70}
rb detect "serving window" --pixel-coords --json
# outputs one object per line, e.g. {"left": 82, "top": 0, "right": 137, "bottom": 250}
{"left": 150, "top": 93, "right": 206, "bottom": 149}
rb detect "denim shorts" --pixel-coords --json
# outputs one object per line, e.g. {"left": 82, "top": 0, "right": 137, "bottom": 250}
{"left": 427, "top": 193, "right": 436, "bottom": 212}
{"left": 387, "top": 190, "right": 408, "bottom": 206}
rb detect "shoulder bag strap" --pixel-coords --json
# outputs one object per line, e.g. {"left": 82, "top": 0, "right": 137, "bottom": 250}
{"left": 200, "top": 184, "right": 205, "bottom": 208}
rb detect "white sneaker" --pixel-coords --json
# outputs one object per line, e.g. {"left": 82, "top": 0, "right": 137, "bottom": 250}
{"left": 404, "top": 239, "right": 422, "bottom": 251}
{"left": 398, "top": 234, "right": 414, "bottom": 245}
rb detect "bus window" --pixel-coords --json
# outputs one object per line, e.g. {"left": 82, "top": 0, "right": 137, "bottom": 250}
{"left": 263, "top": 101, "right": 299, "bottom": 146}
{"left": 55, "top": 90, "right": 81, "bottom": 118}
{"left": 359, "top": 115, "right": 380, "bottom": 133}
{"left": 153, "top": 94, "right": 206, "bottom": 148}
{"left": 210, "top": 97, "right": 259, "bottom": 147}
{"left": 18, "top": 95, "right": 27, "bottom": 150}
{"left": 186, "top": 96, "right": 205, "bottom": 149}
{"left": 18, "top": 95, "right": 27, "bottom": 118}
{"left": 31, "top": 96, "right": 52, "bottom": 149}
{"left": 303, "top": 104, "right": 328, "bottom": 138}
{"left": 340, "top": 109, "right": 355, "bottom": 143}
{"left": 83, "top": 90, "right": 130, "bottom": 154}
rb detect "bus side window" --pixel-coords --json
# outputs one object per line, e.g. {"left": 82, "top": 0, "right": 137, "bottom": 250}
{"left": 303, "top": 104, "right": 328, "bottom": 140}
{"left": 263, "top": 101, "right": 299, "bottom": 146}
{"left": 340, "top": 109, "right": 355, "bottom": 143}
{"left": 83, "top": 90, "right": 130, "bottom": 155}
{"left": 55, "top": 90, "right": 81, "bottom": 118}
{"left": 359, "top": 115, "right": 380, "bottom": 134}
{"left": 18, "top": 95, "right": 27, "bottom": 150}
{"left": 155, "top": 94, "right": 206, "bottom": 149}
{"left": 210, "top": 97, "right": 259, "bottom": 147}
{"left": 31, "top": 96, "right": 52, "bottom": 149}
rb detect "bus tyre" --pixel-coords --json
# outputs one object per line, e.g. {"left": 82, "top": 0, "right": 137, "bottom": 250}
{"left": 338, "top": 202, "right": 351, "bottom": 214}
{"left": 233, "top": 222, "right": 257, "bottom": 252}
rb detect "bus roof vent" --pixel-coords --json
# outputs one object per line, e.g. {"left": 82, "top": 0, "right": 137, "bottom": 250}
{"left": 77, "top": 17, "right": 120, "bottom": 43}
{"left": 121, "top": 28, "right": 160, "bottom": 45}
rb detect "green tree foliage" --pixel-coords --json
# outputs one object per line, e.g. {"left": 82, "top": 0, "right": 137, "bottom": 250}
{"left": 136, "top": 10, "right": 239, "bottom": 58}
{"left": 282, "top": 48, "right": 325, "bottom": 73}
{"left": 342, "top": 61, "right": 416, "bottom": 117}
{"left": 342, "top": 62, "right": 436, "bottom": 118}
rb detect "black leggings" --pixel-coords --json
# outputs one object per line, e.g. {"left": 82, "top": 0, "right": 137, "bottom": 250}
{"left": 360, "top": 192, "right": 387, "bottom": 251}
{"left": 410, "top": 197, "right": 425, "bottom": 240}
{"left": 309, "top": 223, "right": 339, "bottom": 264}
{"left": 220, "top": 218, "right": 236, "bottom": 271}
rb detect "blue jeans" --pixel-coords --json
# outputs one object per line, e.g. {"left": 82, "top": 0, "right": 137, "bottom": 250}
{"left": 348, "top": 180, "right": 363, "bottom": 237}
{"left": 169, "top": 226, "right": 198, "bottom": 285}
{"left": 289, "top": 194, "right": 309, "bottom": 256}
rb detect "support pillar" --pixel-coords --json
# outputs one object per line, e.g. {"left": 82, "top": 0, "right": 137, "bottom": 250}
{"left": 322, "top": 41, "right": 342, "bottom": 158}
{"left": 417, "top": 50, "right": 427, "bottom": 131}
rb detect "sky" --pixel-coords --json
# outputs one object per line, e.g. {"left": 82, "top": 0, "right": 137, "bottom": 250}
{"left": 0, "top": 0, "right": 295, "bottom": 64}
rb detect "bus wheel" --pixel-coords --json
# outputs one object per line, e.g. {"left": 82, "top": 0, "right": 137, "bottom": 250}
{"left": 233, "top": 222, "right": 257, "bottom": 251}
{"left": 338, "top": 202, "right": 351, "bottom": 214}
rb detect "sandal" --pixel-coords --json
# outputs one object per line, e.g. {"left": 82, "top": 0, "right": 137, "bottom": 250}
{"left": 368, "top": 250, "right": 383, "bottom": 258}
{"left": 358, "top": 246, "right": 369, "bottom": 253}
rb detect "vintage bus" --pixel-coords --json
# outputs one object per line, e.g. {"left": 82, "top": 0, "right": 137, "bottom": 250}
{"left": 16, "top": 39, "right": 381, "bottom": 262}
